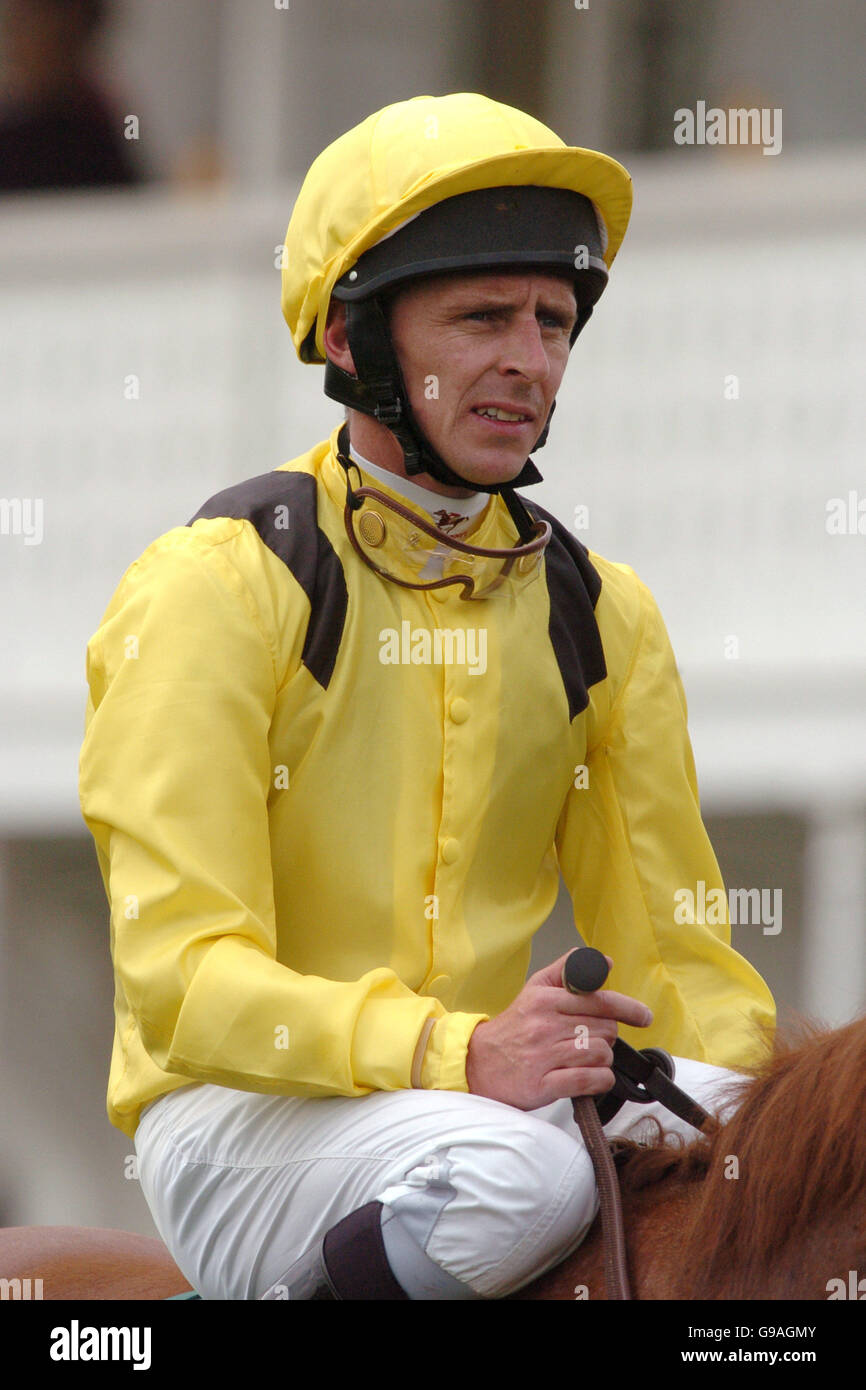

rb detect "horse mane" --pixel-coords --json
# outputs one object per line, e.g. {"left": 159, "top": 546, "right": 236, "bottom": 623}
{"left": 614, "top": 1014, "right": 866, "bottom": 1297}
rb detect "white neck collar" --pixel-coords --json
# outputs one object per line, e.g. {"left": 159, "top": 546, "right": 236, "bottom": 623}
{"left": 349, "top": 444, "right": 489, "bottom": 532}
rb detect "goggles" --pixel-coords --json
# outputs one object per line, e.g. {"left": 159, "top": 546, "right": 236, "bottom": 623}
{"left": 340, "top": 460, "right": 551, "bottom": 601}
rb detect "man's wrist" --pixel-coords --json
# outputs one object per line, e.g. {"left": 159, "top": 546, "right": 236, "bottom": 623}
{"left": 464, "top": 1019, "right": 488, "bottom": 1094}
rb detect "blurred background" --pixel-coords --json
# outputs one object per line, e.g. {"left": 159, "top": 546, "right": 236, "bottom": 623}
{"left": 1, "top": 0, "right": 864, "bottom": 1238}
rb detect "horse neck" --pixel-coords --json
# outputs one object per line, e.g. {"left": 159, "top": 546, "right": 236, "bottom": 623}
{"left": 518, "top": 1015, "right": 866, "bottom": 1300}
{"left": 680, "top": 1017, "right": 866, "bottom": 1299}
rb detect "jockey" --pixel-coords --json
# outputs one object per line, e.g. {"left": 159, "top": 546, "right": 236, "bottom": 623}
{"left": 79, "top": 93, "right": 776, "bottom": 1300}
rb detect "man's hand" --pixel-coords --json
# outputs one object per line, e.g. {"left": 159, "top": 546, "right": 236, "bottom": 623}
{"left": 465, "top": 951, "right": 652, "bottom": 1110}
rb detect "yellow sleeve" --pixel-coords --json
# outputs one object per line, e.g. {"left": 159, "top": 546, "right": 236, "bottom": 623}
{"left": 555, "top": 573, "right": 776, "bottom": 1070}
{"left": 79, "top": 524, "right": 475, "bottom": 1099}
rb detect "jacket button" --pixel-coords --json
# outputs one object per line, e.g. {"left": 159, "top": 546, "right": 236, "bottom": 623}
{"left": 449, "top": 698, "right": 470, "bottom": 723}
{"left": 358, "top": 511, "right": 386, "bottom": 546}
{"left": 440, "top": 838, "right": 460, "bottom": 864}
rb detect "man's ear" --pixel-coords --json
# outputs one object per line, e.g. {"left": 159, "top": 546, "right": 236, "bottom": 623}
{"left": 322, "top": 300, "right": 356, "bottom": 375}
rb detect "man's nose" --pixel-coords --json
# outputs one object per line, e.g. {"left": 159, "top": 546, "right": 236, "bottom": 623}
{"left": 497, "top": 317, "right": 551, "bottom": 381}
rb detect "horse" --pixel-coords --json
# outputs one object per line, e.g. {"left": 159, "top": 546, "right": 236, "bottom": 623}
{"left": 519, "top": 1012, "right": 866, "bottom": 1299}
{"left": 2, "top": 1014, "right": 863, "bottom": 1300}
{"left": 0, "top": 1223, "right": 192, "bottom": 1300}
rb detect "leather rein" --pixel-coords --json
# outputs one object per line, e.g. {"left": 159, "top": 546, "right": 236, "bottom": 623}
{"left": 573, "top": 1037, "right": 715, "bottom": 1301}
{"left": 561, "top": 950, "right": 717, "bottom": 1295}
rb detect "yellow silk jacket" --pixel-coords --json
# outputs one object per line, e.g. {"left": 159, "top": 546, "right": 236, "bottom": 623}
{"left": 79, "top": 425, "right": 775, "bottom": 1138}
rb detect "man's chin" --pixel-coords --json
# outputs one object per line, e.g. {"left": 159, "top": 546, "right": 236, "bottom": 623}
{"left": 429, "top": 437, "right": 532, "bottom": 492}
{"left": 444, "top": 454, "right": 530, "bottom": 492}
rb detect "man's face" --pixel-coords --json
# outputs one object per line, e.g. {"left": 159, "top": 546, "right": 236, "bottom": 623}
{"left": 387, "top": 271, "right": 578, "bottom": 489}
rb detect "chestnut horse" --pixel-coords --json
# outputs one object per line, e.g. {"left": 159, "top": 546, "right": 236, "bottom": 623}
{"left": 2, "top": 1015, "right": 863, "bottom": 1300}
{"left": 521, "top": 1013, "right": 866, "bottom": 1300}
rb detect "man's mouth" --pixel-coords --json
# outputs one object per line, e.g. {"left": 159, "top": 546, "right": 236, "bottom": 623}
{"left": 471, "top": 405, "right": 534, "bottom": 424}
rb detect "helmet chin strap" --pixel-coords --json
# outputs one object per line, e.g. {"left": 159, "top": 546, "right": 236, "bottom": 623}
{"left": 324, "top": 296, "right": 586, "bottom": 542}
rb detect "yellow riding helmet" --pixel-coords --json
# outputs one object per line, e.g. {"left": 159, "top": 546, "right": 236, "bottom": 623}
{"left": 281, "top": 92, "right": 633, "bottom": 366}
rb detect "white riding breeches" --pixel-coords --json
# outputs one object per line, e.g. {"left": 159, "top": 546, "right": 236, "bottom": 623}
{"left": 133, "top": 1058, "right": 746, "bottom": 1300}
